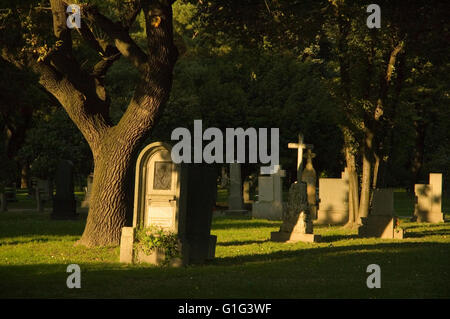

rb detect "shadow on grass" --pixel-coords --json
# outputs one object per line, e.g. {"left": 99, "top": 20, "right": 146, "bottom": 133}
{"left": 0, "top": 212, "right": 87, "bottom": 240}
{"left": 0, "top": 237, "right": 51, "bottom": 246}
{"left": 217, "top": 239, "right": 270, "bottom": 246}
{"left": 1, "top": 241, "right": 449, "bottom": 298}
{"left": 213, "top": 241, "right": 450, "bottom": 266}
{"left": 212, "top": 220, "right": 281, "bottom": 230}
{"left": 319, "top": 234, "right": 359, "bottom": 243}
{"left": 405, "top": 228, "right": 450, "bottom": 238}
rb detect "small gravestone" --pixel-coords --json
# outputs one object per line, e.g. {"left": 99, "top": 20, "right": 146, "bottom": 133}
{"left": 81, "top": 173, "right": 93, "bottom": 208}
{"left": 252, "top": 166, "right": 285, "bottom": 220}
{"left": 0, "top": 190, "right": 6, "bottom": 212}
{"left": 225, "top": 162, "right": 249, "bottom": 216}
{"left": 120, "top": 142, "right": 217, "bottom": 266}
{"left": 36, "top": 179, "right": 51, "bottom": 213}
{"left": 414, "top": 173, "right": 444, "bottom": 223}
{"left": 51, "top": 160, "right": 77, "bottom": 220}
{"left": 5, "top": 184, "right": 17, "bottom": 202}
{"left": 358, "top": 189, "right": 404, "bottom": 239}
{"left": 220, "top": 166, "right": 229, "bottom": 188}
{"left": 243, "top": 180, "right": 251, "bottom": 204}
{"left": 271, "top": 181, "right": 321, "bottom": 243}
{"left": 316, "top": 169, "right": 349, "bottom": 225}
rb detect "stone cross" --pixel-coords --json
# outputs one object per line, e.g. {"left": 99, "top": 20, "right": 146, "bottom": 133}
{"left": 288, "top": 134, "right": 313, "bottom": 181}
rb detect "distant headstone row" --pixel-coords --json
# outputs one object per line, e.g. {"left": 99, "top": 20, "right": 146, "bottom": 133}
{"left": 247, "top": 132, "right": 445, "bottom": 242}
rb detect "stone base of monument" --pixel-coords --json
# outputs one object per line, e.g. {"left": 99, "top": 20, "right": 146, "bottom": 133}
{"left": 120, "top": 227, "right": 217, "bottom": 266}
{"left": 186, "top": 235, "right": 217, "bottom": 263}
{"left": 136, "top": 246, "right": 186, "bottom": 267}
{"left": 270, "top": 231, "right": 321, "bottom": 243}
{"left": 51, "top": 199, "right": 78, "bottom": 220}
{"left": 358, "top": 216, "right": 404, "bottom": 239}
{"left": 415, "top": 211, "right": 444, "bottom": 224}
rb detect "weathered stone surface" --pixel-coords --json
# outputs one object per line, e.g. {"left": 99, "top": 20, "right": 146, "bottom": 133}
{"left": 252, "top": 167, "right": 285, "bottom": 220}
{"left": 414, "top": 173, "right": 444, "bottom": 223}
{"left": 315, "top": 170, "right": 349, "bottom": 225}
{"left": 35, "top": 179, "right": 51, "bottom": 213}
{"left": 119, "top": 227, "right": 135, "bottom": 264}
{"left": 226, "top": 162, "right": 249, "bottom": 216}
{"left": 358, "top": 215, "right": 404, "bottom": 239}
{"left": 371, "top": 189, "right": 395, "bottom": 216}
{"left": 301, "top": 149, "right": 317, "bottom": 219}
{"left": 271, "top": 182, "right": 321, "bottom": 243}
{"left": 358, "top": 189, "right": 404, "bottom": 239}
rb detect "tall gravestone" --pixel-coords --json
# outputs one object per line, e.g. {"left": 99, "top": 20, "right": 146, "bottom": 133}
{"left": 36, "top": 179, "right": 51, "bottom": 213}
{"left": 414, "top": 173, "right": 444, "bottom": 223}
{"left": 51, "top": 160, "right": 77, "bottom": 219}
{"left": 120, "top": 142, "right": 217, "bottom": 266}
{"left": 225, "top": 162, "right": 248, "bottom": 216}
{"left": 0, "top": 190, "right": 6, "bottom": 212}
{"left": 358, "top": 189, "right": 404, "bottom": 239}
{"left": 271, "top": 181, "right": 321, "bottom": 243}
{"left": 252, "top": 166, "right": 285, "bottom": 220}
{"left": 301, "top": 149, "right": 318, "bottom": 219}
{"left": 220, "top": 166, "right": 229, "bottom": 188}
{"left": 315, "top": 169, "right": 349, "bottom": 225}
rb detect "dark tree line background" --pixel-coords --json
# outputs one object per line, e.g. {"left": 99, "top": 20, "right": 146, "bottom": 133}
{"left": 0, "top": 1, "right": 448, "bottom": 242}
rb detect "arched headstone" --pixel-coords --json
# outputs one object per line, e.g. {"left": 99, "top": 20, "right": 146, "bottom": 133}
{"left": 120, "top": 142, "right": 217, "bottom": 266}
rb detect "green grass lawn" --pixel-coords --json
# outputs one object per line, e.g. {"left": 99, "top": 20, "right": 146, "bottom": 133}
{"left": 0, "top": 206, "right": 449, "bottom": 298}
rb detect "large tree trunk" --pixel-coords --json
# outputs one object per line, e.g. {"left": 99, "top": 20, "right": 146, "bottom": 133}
{"left": 410, "top": 120, "right": 426, "bottom": 190}
{"left": 33, "top": 0, "right": 178, "bottom": 247}
{"left": 76, "top": 135, "right": 136, "bottom": 247}
{"left": 342, "top": 127, "right": 360, "bottom": 227}
{"left": 358, "top": 130, "right": 373, "bottom": 219}
{"left": 372, "top": 152, "right": 380, "bottom": 189}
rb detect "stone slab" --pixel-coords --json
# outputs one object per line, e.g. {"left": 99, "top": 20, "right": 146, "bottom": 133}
{"left": 358, "top": 215, "right": 404, "bottom": 239}
{"left": 119, "top": 227, "right": 135, "bottom": 263}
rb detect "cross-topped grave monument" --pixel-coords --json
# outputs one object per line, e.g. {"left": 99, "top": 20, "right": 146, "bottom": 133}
{"left": 271, "top": 181, "right": 321, "bottom": 243}
{"left": 301, "top": 149, "right": 318, "bottom": 219}
{"left": 288, "top": 134, "right": 313, "bottom": 181}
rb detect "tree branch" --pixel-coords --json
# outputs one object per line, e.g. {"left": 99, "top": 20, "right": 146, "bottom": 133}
{"left": 84, "top": 5, "right": 148, "bottom": 72}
